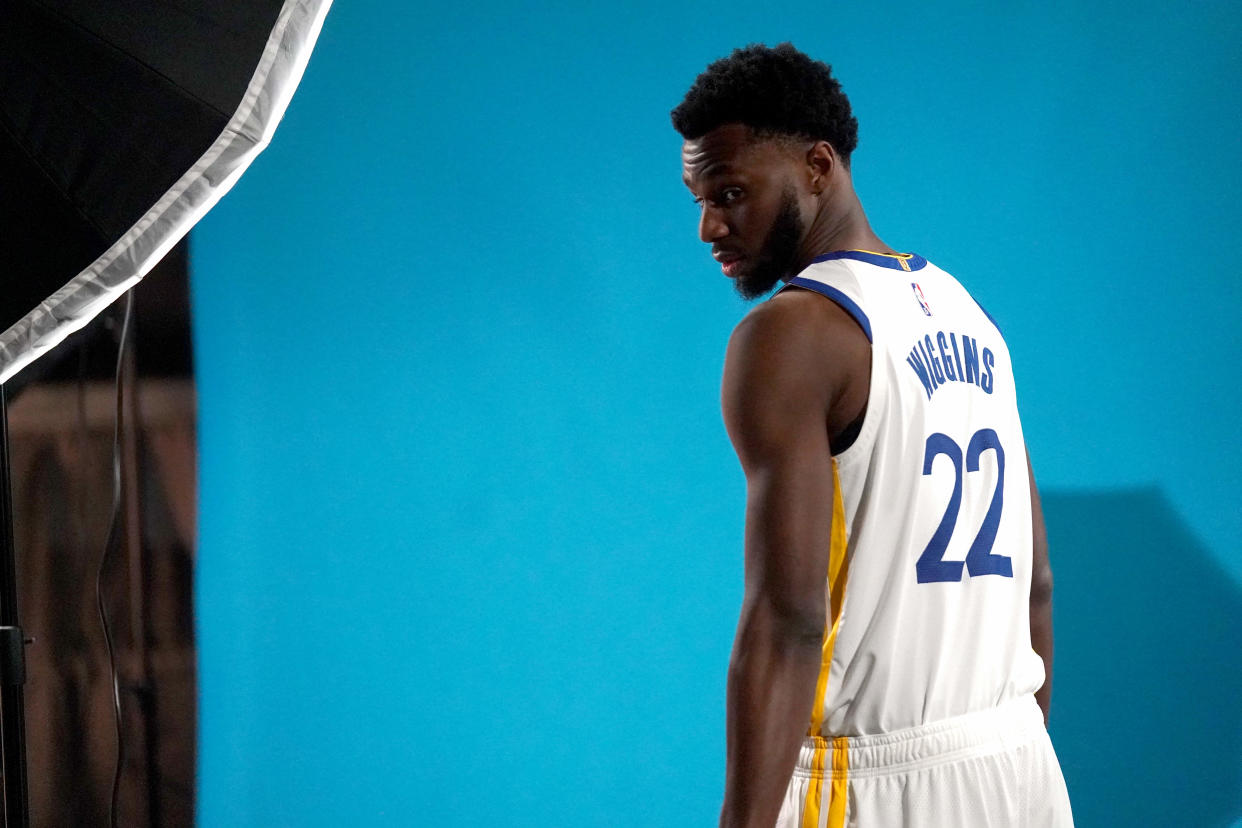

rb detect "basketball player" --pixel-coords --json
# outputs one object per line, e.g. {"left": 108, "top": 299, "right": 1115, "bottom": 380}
{"left": 672, "top": 44, "right": 1073, "bottom": 827}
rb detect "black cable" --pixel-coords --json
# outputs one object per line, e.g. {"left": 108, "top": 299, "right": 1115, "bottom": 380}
{"left": 96, "top": 292, "right": 133, "bottom": 828}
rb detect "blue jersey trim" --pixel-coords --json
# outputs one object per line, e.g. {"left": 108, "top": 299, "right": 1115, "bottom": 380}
{"left": 782, "top": 278, "right": 873, "bottom": 343}
{"left": 811, "top": 249, "right": 928, "bottom": 272}
{"left": 973, "top": 298, "right": 1004, "bottom": 338}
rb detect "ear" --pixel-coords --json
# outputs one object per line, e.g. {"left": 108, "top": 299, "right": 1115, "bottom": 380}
{"left": 805, "top": 140, "right": 837, "bottom": 194}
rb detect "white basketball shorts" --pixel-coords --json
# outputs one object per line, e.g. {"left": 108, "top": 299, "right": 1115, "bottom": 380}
{"left": 776, "top": 695, "right": 1073, "bottom": 827}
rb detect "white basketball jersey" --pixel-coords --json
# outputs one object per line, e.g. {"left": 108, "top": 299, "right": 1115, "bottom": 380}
{"left": 778, "top": 250, "right": 1046, "bottom": 738}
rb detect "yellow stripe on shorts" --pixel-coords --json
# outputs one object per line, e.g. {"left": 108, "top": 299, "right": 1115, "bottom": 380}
{"left": 799, "top": 737, "right": 849, "bottom": 828}
{"left": 828, "top": 737, "right": 849, "bottom": 828}
{"left": 800, "top": 737, "right": 826, "bottom": 828}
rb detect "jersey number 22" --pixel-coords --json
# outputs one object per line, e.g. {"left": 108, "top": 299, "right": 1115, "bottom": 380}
{"left": 916, "top": 428, "right": 1013, "bottom": 583}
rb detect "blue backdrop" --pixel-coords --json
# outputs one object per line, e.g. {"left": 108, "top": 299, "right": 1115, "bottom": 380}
{"left": 192, "top": 2, "right": 1242, "bottom": 825}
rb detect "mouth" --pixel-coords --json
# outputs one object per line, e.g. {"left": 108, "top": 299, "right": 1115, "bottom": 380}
{"left": 713, "top": 251, "right": 744, "bottom": 277}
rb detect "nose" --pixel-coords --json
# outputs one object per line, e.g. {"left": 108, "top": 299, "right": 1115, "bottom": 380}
{"left": 698, "top": 204, "right": 729, "bottom": 243}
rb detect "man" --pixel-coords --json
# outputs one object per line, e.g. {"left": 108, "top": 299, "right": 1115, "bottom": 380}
{"left": 672, "top": 44, "right": 1073, "bottom": 827}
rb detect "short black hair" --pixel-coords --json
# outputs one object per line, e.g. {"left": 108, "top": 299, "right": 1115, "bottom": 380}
{"left": 671, "top": 43, "right": 859, "bottom": 164}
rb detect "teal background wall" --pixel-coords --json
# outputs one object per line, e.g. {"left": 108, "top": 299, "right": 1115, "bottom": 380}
{"left": 192, "top": 2, "right": 1242, "bottom": 825}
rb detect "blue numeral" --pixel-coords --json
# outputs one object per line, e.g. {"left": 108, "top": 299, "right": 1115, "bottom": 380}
{"left": 964, "top": 428, "right": 1012, "bottom": 577}
{"left": 915, "top": 434, "right": 964, "bottom": 583}
{"left": 915, "top": 429, "right": 1012, "bottom": 584}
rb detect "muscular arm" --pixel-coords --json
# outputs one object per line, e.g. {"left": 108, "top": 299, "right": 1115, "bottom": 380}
{"left": 1027, "top": 451, "right": 1054, "bottom": 724}
{"left": 718, "top": 294, "right": 864, "bottom": 828}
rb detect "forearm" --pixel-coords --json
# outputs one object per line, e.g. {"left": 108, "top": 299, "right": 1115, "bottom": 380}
{"left": 1030, "top": 590, "right": 1053, "bottom": 724}
{"left": 1025, "top": 451, "right": 1053, "bottom": 725}
{"left": 720, "top": 601, "right": 824, "bottom": 828}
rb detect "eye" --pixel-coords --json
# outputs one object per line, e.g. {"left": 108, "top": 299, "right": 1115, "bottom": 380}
{"left": 690, "top": 187, "right": 743, "bottom": 209}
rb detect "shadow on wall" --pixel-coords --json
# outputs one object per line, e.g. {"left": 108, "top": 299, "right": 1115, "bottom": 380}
{"left": 1044, "top": 488, "right": 1241, "bottom": 828}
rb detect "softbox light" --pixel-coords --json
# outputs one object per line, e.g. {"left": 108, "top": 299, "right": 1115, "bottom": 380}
{"left": 0, "top": 2, "right": 331, "bottom": 823}
{"left": 0, "top": 0, "right": 333, "bottom": 384}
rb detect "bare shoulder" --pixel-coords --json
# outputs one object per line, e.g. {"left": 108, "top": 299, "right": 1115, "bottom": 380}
{"left": 729, "top": 287, "right": 867, "bottom": 356}
{"left": 723, "top": 288, "right": 870, "bottom": 452}
{"left": 725, "top": 288, "right": 868, "bottom": 394}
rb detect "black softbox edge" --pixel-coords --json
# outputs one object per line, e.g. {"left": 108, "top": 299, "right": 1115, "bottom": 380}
{"left": 0, "top": 0, "right": 333, "bottom": 385}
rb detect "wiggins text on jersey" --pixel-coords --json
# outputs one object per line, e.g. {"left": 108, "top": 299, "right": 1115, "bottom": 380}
{"left": 906, "top": 331, "right": 995, "bottom": 399}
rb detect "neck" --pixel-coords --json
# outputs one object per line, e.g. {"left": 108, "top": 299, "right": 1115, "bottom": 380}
{"left": 792, "top": 182, "right": 893, "bottom": 274}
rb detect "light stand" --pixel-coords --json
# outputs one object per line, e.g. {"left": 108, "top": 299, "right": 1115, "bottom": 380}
{"left": 0, "top": 384, "right": 29, "bottom": 828}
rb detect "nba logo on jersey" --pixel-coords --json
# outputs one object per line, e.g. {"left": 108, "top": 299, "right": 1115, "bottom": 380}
{"left": 912, "top": 282, "right": 932, "bottom": 316}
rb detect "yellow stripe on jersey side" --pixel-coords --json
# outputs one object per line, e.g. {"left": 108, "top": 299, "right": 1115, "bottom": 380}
{"left": 807, "top": 459, "right": 849, "bottom": 736}
{"left": 802, "top": 460, "right": 851, "bottom": 827}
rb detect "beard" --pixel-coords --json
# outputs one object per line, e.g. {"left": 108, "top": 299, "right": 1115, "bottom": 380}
{"left": 733, "top": 187, "right": 804, "bottom": 301}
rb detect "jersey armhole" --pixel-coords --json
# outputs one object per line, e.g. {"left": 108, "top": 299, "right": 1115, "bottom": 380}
{"left": 831, "top": 410, "right": 865, "bottom": 454}
{"left": 973, "top": 297, "right": 1005, "bottom": 338}
{"left": 776, "top": 279, "right": 873, "bottom": 457}
{"left": 780, "top": 278, "right": 873, "bottom": 343}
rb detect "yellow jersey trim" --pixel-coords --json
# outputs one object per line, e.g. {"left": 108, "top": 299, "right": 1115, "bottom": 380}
{"left": 802, "top": 459, "right": 850, "bottom": 826}
{"left": 807, "top": 459, "right": 849, "bottom": 735}
{"left": 848, "top": 248, "right": 914, "bottom": 259}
